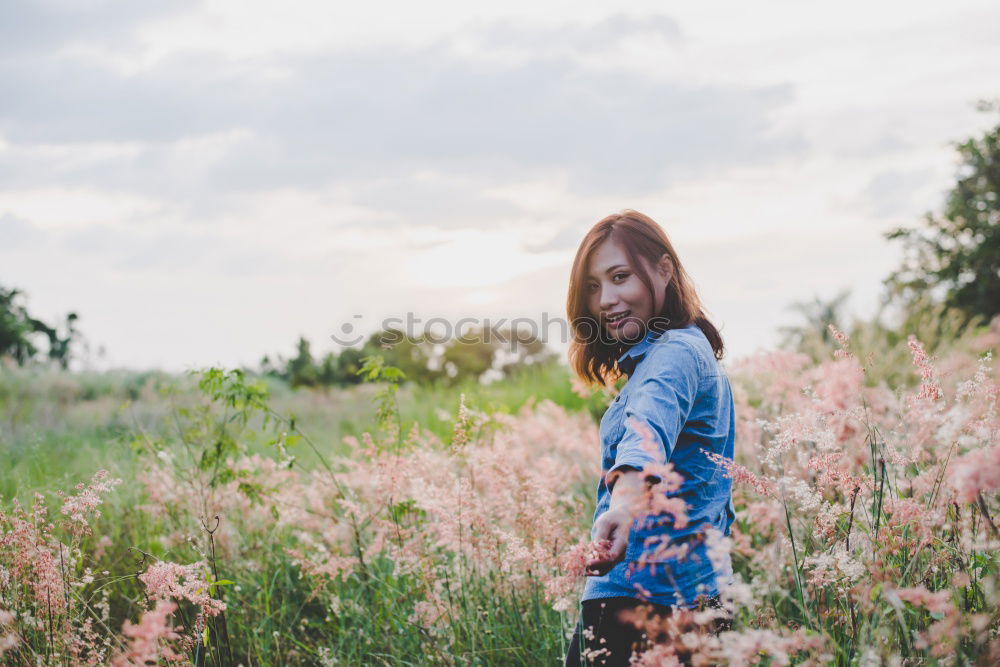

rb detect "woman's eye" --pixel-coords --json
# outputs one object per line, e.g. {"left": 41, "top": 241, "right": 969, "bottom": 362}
{"left": 613, "top": 273, "right": 628, "bottom": 282}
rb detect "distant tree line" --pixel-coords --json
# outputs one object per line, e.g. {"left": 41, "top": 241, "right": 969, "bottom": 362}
{"left": 259, "top": 327, "right": 558, "bottom": 389}
{"left": 0, "top": 278, "right": 558, "bottom": 384}
{"left": 0, "top": 285, "right": 79, "bottom": 369}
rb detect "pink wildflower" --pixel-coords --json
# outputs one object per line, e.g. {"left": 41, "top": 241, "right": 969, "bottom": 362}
{"left": 908, "top": 335, "right": 943, "bottom": 401}
{"left": 702, "top": 449, "right": 776, "bottom": 498}
{"left": 632, "top": 643, "right": 683, "bottom": 666}
{"left": 58, "top": 470, "right": 122, "bottom": 536}
{"left": 409, "top": 599, "right": 448, "bottom": 630}
{"left": 828, "top": 324, "right": 852, "bottom": 360}
{"left": 718, "top": 628, "right": 828, "bottom": 665}
{"left": 0, "top": 608, "right": 15, "bottom": 657}
{"left": 633, "top": 535, "right": 691, "bottom": 572}
{"left": 806, "top": 452, "right": 865, "bottom": 497}
{"left": 0, "top": 496, "right": 65, "bottom": 606}
{"left": 0, "top": 633, "right": 16, "bottom": 658}
{"left": 543, "top": 539, "right": 614, "bottom": 611}
{"left": 286, "top": 548, "right": 356, "bottom": 582}
{"left": 560, "top": 539, "right": 614, "bottom": 577}
{"left": 111, "top": 600, "right": 185, "bottom": 666}
{"left": 93, "top": 534, "right": 113, "bottom": 560}
{"left": 451, "top": 393, "right": 480, "bottom": 448}
{"left": 950, "top": 444, "right": 1000, "bottom": 503}
{"left": 892, "top": 586, "right": 953, "bottom": 616}
{"left": 139, "top": 561, "right": 225, "bottom": 617}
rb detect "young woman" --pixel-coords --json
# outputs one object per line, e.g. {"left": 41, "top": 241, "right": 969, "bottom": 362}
{"left": 563, "top": 210, "right": 736, "bottom": 666}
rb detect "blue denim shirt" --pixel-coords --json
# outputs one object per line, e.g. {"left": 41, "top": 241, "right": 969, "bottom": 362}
{"left": 581, "top": 323, "right": 736, "bottom": 608}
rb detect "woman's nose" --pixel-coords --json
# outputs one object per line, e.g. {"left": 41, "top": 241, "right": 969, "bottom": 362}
{"left": 599, "top": 285, "right": 619, "bottom": 311}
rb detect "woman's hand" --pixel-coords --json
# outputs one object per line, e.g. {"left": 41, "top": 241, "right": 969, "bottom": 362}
{"left": 585, "top": 507, "right": 632, "bottom": 575}
{"left": 585, "top": 467, "right": 644, "bottom": 576}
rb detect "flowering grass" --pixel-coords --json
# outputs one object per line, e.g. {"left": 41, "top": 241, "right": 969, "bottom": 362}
{"left": 0, "top": 319, "right": 998, "bottom": 664}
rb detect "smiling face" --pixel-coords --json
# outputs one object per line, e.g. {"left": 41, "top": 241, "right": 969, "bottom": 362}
{"left": 585, "top": 236, "right": 673, "bottom": 344}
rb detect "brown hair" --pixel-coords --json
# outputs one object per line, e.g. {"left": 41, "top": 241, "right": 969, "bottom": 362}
{"left": 566, "top": 209, "right": 724, "bottom": 386}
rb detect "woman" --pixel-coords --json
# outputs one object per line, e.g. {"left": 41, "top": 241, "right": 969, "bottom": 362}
{"left": 563, "top": 210, "right": 736, "bottom": 666}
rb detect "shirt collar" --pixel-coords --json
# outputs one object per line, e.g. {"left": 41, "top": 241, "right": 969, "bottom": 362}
{"left": 616, "top": 327, "right": 666, "bottom": 376}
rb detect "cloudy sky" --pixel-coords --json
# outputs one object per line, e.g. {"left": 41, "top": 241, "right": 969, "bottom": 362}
{"left": 1, "top": 0, "right": 998, "bottom": 372}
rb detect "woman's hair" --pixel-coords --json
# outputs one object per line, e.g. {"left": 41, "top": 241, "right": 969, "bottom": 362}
{"left": 566, "top": 209, "right": 724, "bottom": 386}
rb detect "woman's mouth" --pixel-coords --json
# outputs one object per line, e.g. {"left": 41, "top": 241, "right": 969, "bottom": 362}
{"left": 605, "top": 310, "right": 630, "bottom": 330}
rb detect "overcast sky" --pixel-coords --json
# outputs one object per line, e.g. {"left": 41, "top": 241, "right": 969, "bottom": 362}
{"left": 2, "top": 0, "right": 998, "bottom": 372}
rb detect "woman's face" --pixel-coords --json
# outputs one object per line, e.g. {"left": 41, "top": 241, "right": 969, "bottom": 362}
{"left": 585, "top": 238, "right": 672, "bottom": 344}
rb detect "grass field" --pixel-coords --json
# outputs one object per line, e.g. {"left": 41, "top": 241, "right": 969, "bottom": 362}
{"left": 1, "top": 323, "right": 999, "bottom": 665}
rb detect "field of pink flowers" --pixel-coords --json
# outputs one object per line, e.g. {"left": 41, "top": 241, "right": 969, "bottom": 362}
{"left": 1, "top": 320, "right": 998, "bottom": 665}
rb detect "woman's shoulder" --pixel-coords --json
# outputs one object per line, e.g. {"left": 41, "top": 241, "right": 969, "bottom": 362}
{"left": 646, "top": 324, "right": 719, "bottom": 376}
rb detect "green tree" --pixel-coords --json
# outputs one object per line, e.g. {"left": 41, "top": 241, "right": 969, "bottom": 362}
{"left": 0, "top": 286, "right": 39, "bottom": 364}
{"left": 778, "top": 289, "right": 852, "bottom": 360}
{"left": 317, "top": 351, "right": 339, "bottom": 386}
{"left": 494, "top": 326, "right": 558, "bottom": 377}
{"left": 0, "top": 285, "right": 80, "bottom": 367}
{"left": 258, "top": 353, "right": 283, "bottom": 378}
{"left": 441, "top": 327, "right": 500, "bottom": 385}
{"left": 885, "top": 102, "right": 1000, "bottom": 325}
{"left": 368, "top": 329, "right": 442, "bottom": 385}
{"left": 265, "top": 326, "right": 554, "bottom": 389}
{"left": 334, "top": 346, "right": 367, "bottom": 385}
{"left": 32, "top": 312, "right": 79, "bottom": 370}
{"left": 286, "top": 336, "right": 320, "bottom": 388}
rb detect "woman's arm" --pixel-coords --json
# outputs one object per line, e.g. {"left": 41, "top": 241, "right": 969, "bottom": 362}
{"left": 585, "top": 466, "right": 644, "bottom": 575}
{"left": 585, "top": 340, "right": 703, "bottom": 575}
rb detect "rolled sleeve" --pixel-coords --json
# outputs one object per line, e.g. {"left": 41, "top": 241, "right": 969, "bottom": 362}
{"left": 608, "top": 340, "right": 701, "bottom": 478}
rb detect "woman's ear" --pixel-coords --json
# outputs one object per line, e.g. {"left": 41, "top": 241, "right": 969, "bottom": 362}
{"left": 658, "top": 253, "right": 674, "bottom": 284}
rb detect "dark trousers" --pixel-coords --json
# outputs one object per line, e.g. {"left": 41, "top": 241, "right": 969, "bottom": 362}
{"left": 563, "top": 595, "right": 727, "bottom": 667}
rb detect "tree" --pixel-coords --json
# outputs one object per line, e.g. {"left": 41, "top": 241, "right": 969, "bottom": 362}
{"left": 263, "top": 326, "right": 555, "bottom": 389}
{"left": 441, "top": 327, "right": 500, "bottom": 385}
{"left": 287, "top": 336, "right": 320, "bottom": 388}
{"left": 0, "top": 286, "right": 40, "bottom": 364}
{"left": 366, "top": 329, "right": 442, "bottom": 385}
{"left": 334, "top": 347, "right": 367, "bottom": 385}
{"left": 317, "top": 351, "right": 340, "bottom": 387}
{"left": 259, "top": 353, "right": 283, "bottom": 378}
{"left": 778, "top": 289, "right": 852, "bottom": 358}
{"left": 33, "top": 312, "right": 79, "bottom": 370}
{"left": 494, "top": 326, "right": 559, "bottom": 377}
{"left": 0, "top": 284, "right": 81, "bottom": 367}
{"left": 884, "top": 102, "right": 1000, "bottom": 325}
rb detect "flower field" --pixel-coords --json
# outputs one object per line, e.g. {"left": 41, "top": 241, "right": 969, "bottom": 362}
{"left": 1, "top": 321, "right": 999, "bottom": 665}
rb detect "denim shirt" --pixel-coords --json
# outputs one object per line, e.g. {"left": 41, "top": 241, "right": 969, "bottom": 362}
{"left": 581, "top": 323, "right": 736, "bottom": 608}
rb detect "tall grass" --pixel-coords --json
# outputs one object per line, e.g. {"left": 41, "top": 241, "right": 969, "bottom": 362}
{"left": 1, "top": 321, "right": 998, "bottom": 664}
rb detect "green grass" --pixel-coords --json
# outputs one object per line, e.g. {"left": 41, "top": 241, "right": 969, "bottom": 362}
{"left": 1, "top": 361, "right": 590, "bottom": 665}
{"left": 0, "top": 360, "right": 595, "bottom": 500}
